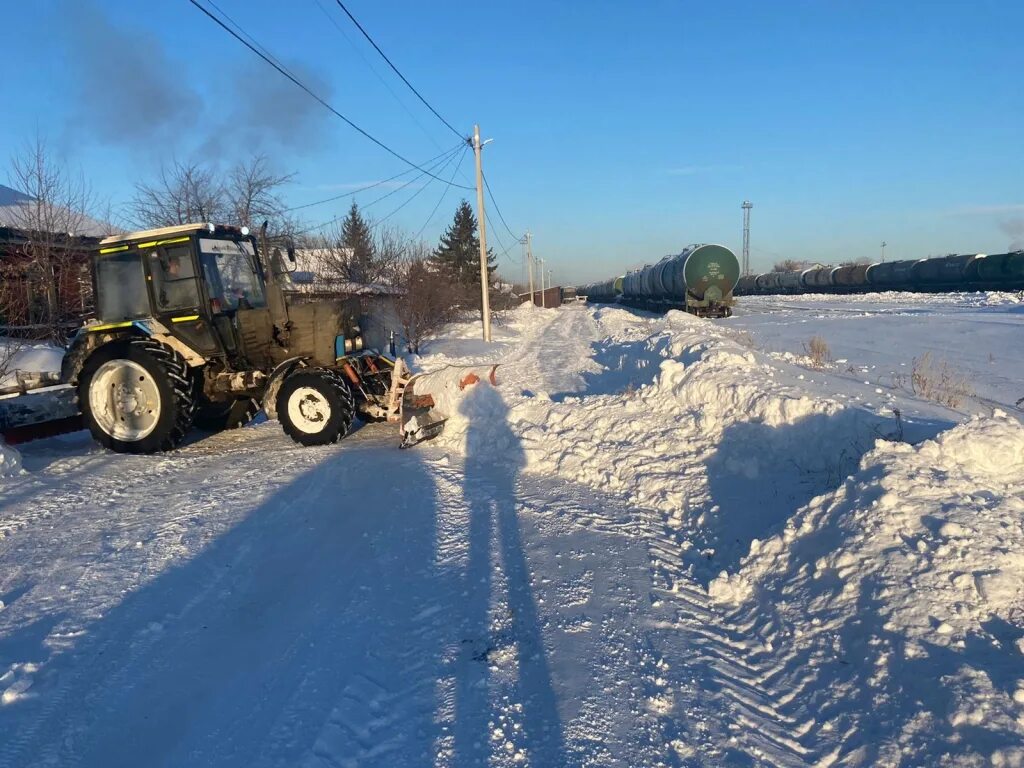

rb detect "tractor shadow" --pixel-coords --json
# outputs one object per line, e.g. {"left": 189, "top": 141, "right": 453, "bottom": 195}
{"left": 0, "top": 433, "right": 450, "bottom": 767}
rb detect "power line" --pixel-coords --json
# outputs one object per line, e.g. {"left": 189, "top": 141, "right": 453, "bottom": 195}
{"left": 187, "top": 0, "right": 473, "bottom": 190}
{"left": 331, "top": 0, "right": 465, "bottom": 141}
{"left": 297, "top": 147, "right": 461, "bottom": 234}
{"left": 371, "top": 148, "right": 465, "bottom": 230}
{"left": 284, "top": 144, "right": 463, "bottom": 213}
{"left": 481, "top": 171, "right": 519, "bottom": 241}
{"left": 311, "top": 0, "right": 444, "bottom": 151}
{"left": 414, "top": 146, "right": 469, "bottom": 240}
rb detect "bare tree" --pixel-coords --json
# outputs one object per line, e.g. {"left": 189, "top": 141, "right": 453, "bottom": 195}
{"left": 130, "top": 159, "right": 226, "bottom": 227}
{"left": 773, "top": 259, "right": 808, "bottom": 272}
{"left": 227, "top": 154, "right": 295, "bottom": 234}
{"left": 394, "top": 243, "right": 458, "bottom": 354}
{"left": 7, "top": 135, "right": 95, "bottom": 338}
{"left": 371, "top": 224, "right": 408, "bottom": 287}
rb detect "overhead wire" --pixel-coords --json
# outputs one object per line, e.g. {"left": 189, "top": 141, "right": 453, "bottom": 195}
{"left": 481, "top": 171, "right": 520, "bottom": 242}
{"left": 284, "top": 143, "right": 464, "bottom": 213}
{"left": 310, "top": 0, "right": 445, "bottom": 152}
{"left": 187, "top": 0, "right": 473, "bottom": 190}
{"left": 413, "top": 146, "right": 469, "bottom": 241}
{"left": 296, "top": 146, "right": 462, "bottom": 235}
{"left": 331, "top": 0, "right": 465, "bottom": 141}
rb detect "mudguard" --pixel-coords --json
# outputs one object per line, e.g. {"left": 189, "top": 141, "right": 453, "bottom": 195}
{"left": 262, "top": 356, "right": 307, "bottom": 420}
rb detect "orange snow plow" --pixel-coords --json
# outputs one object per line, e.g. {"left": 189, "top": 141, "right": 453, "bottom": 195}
{"left": 391, "top": 359, "right": 500, "bottom": 448}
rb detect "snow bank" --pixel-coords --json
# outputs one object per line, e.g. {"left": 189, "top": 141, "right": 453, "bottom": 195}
{"left": 710, "top": 413, "right": 1024, "bottom": 764}
{"left": 425, "top": 306, "right": 899, "bottom": 581}
{"left": 0, "top": 341, "right": 64, "bottom": 388}
{"left": 0, "top": 438, "right": 24, "bottom": 478}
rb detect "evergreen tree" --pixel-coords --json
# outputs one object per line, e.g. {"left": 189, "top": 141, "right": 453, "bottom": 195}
{"left": 340, "top": 201, "right": 374, "bottom": 283}
{"left": 431, "top": 199, "right": 495, "bottom": 286}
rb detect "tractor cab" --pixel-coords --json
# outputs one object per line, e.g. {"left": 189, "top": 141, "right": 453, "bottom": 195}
{"left": 92, "top": 223, "right": 272, "bottom": 363}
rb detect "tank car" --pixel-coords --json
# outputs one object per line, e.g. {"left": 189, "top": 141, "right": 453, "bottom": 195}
{"left": 619, "top": 244, "right": 740, "bottom": 317}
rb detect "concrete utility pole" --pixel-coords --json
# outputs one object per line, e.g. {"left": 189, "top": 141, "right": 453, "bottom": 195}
{"left": 742, "top": 201, "right": 753, "bottom": 276}
{"left": 525, "top": 230, "right": 535, "bottom": 305}
{"left": 539, "top": 258, "right": 547, "bottom": 308}
{"left": 471, "top": 124, "right": 492, "bottom": 341}
{"left": 881, "top": 240, "right": 887, "bottom": 263}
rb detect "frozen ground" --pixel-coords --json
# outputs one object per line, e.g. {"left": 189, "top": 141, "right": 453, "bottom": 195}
{"left": 730, "top": 291, "right": 1024, "bottom": 414}
{"left": 0, "top": 300, "right": 1022, "bottom": 767}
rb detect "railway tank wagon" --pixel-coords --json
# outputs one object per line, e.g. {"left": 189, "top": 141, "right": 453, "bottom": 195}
{"left": 619, "top": 244, "right": 740, "bottom": 317}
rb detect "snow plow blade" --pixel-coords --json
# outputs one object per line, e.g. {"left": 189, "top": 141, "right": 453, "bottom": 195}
{"left": 0, "top": 385, "right": 82, "bottom": 445}
{"left": 398, "top": 364, "right": 499, "bottom": 448}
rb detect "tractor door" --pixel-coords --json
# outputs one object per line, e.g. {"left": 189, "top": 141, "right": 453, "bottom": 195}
{"left": 143, "top": 241, "right": 223, "bottom": 358}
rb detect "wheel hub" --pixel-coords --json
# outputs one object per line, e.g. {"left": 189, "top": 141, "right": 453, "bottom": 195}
{"left": 287, "top": 386, "right": 332, "bottom": 434}
{"left": 89, "top": 359, "right": 162, "bottom": 441}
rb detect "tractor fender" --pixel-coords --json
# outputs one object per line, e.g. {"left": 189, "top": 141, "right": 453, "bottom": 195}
{"left": 60, "top": 331, "right": 96, "bottom": 385}
{"left": 262, "top": 356, "right": 307, "bottom": 420}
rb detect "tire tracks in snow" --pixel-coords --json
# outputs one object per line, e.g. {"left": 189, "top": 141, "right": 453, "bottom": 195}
{"left": 513, "top": 307, "right": 835, "bottom": 765}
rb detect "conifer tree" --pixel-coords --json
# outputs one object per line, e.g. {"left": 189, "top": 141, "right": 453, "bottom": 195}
{"left": 340, "top": 201, "right": 374, "bottom": 283}
{"left": 432, "top": 200, "right": 495, "bottom": 286}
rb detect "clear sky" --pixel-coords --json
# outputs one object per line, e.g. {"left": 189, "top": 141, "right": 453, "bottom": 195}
{"left": 3, "top": 0, "right": 1022, "bottom": 284}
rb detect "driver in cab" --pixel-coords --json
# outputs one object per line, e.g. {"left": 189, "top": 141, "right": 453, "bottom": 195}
{"left": 158, "top": 253, "right": 198, "bottom": 310}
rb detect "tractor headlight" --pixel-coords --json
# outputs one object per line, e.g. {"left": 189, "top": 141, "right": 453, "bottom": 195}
{"left": 344, "top": 338, "right": 354, "bottom": 353}
{"left": 355, "top": 336, "right": 364, "bottom": 351}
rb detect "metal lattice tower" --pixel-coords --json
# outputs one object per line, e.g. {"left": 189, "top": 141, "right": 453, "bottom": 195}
{"left": 741, "top": 201, "right": 753, "bottom": 275}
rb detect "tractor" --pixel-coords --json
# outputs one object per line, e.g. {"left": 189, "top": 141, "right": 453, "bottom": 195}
{"left": 59, "top": 222, "right": 416, "bottom": 453}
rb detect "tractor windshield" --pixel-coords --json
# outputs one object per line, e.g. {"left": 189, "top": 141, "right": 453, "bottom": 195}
{"left": 198, "top": 238, "right": 267, "bottom": 312}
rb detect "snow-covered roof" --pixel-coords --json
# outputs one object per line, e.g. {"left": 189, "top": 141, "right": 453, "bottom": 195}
{"left": 0, "top": 184, "right": 110, "bottom": 238}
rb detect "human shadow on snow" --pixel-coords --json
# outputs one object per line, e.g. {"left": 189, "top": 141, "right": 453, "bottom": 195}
{"left": 455, "top": 384, "right": 569, "bottom": 767}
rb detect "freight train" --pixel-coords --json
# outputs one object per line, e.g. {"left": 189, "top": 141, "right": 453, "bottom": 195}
{"left": 734, "top": 251, "right": 1024, "bottom": 297}
{"left": 578, "top": 244, "right": 741, "bottom": 317}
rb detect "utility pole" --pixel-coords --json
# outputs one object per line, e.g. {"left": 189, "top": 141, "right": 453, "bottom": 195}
{"left": 539, "top": 258, "right": 547, "bottom": 308}
{"left": 881, "top": 240, "right": 887, "bottom": 263}
{"left": 742, "top": 200, "right": 753, "bottom": 276}
{"left": 471, "top": 124, "right": 492, "bottom": 341}
{"left": 525, "top": 230, "right": 535, "bottom": 306}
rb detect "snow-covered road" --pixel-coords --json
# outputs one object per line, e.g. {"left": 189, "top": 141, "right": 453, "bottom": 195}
{"left": 1, "top": 301, "right": 1022, "bottom": 767}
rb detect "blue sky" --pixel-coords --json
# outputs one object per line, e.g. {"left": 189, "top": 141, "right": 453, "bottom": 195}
{"left": 3, "top": 0, "right": 1022, "bottom": 284}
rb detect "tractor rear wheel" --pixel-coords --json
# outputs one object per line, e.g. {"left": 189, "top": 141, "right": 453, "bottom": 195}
{"left": 78, "top": 338, "right": 196, "bottom": 453}
{"left": 277, "top": 368, "right": 354, "bottom": 446}
{"left": 195, "top": 397, "right": 260, "bottom": 432}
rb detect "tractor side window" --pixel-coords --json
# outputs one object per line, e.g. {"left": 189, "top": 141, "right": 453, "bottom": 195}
{"left": 150, "top": 245, "right": 201, "bottom": 312}
{"left": 199, "top": 238, "right": 267, "bottom": 312}
{"left": 96, "top": 252, "right": 149, "bottom": 321}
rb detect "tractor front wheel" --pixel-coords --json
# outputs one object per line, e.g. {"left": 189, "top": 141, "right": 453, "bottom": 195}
{"left": 277, "top": 369, "right": 355, "bottom": 447}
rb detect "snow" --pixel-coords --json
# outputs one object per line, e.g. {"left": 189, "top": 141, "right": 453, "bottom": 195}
{"left": 708, "top": 413, "right": 1024, "bottom": 765}
{"left": 0, "top": 441, "right": 22, "bottom": 478}
{"left": 729, "top": 291, "right": 1024, "bottom": 413}
{"left": 0, "top": 341, "right": 64, "bottom": 390}
{"left": 0, "top": 297, "right": 1021, "bottom": 766}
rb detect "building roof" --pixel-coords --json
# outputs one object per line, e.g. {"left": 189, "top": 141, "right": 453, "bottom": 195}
{"left": 0, "top": 184, "right": 111, "bottom": 237}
